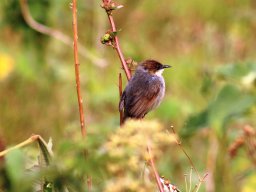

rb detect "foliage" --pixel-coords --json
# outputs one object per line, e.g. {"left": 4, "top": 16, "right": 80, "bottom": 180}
{"left": 0, "top": 0, "right": 256, "bottom": 191}
{"left": 0, "top": 120, "right": 179, "bottom": 192}
{"left": 182, "top": 62, "right": 256, "bottom": 137}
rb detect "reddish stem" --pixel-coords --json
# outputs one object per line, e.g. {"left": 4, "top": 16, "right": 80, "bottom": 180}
{"left": 119, "top": 73, "right": 124, "bottom": 125}
{"left": 72, "top": 0, "right": 86, "bottom": 137}
{"left": 103, "top": 1, "right": 131, "bottom": 80}
{"left": 147, "top": 145, "right": 164, "bottom": 192}
{"left": 72, "top": 2, "right": 92, "bottom": 190}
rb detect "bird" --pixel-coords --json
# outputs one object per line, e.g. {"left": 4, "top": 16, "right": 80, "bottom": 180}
{"left": 119, "top": 59, "right": 171, "bottom": 121}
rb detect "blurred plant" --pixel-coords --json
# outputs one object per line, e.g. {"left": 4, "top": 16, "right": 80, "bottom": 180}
{"left": 0, "top": 52, "right": 14, "bottom": 81}
{"left": 101, "top": 0, "right": 131, "bottom": 80}
{"left": 160, "top": 176, "right": 180, "bottom": 192}
{"left": 181, "top": 62, "right": 256, "bottom": 191}
{"left": 170, "top": 127, "right": 207, "bottom": 192}
{"left": 181, "top": 62, "right": 256, "bottom": 139}
{"left": 18, "top": 0, "right": 106, "bottom": 67}
{"left": 1, "top": 0, "right": 50, "bottom": 64}
{"left": 229, "top": 125, "right": 256, "bottom": 166}
{"left": 101, "top": 1, "right": 209, "bottom": 191}
{"left": 70, "top": 0, "right": 86, "bottom": 137}
{"left": 104, "top": 119, "right": 177, "bottom": 191}
{"left": 1, "top": 0, "right": 255, "bottom": 191}
{"left": 0, "top": 120, "right": 188, "bottom": 192}
{"left": 0, "top": 135, "right": 54, "bottom": 191}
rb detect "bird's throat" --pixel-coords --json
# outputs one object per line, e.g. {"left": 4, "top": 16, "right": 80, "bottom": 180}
{"left": 155, "top": 69, "right": 164, "bottom": 76}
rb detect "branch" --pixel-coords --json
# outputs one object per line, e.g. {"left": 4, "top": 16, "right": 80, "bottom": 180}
{"left": 119, "top": 73, "right": 124, "bottom": 125}
{"left": 192, "top": 173, "right": 208, "bottom": 192}
{"left": 147, "top": 144, "right": 164, "bottom": 192}
{"left": 169, "top": 126, "right": 208, "bottom": 190}
{"left": 169, "top": 127, "right": 202, "bottom": 180}
{"left": 0, "top": 135, "right": 53, "bottom": 157}
{"left": 71, "top": 0, "right": 86, "bottom": 137}
{"left": 0, "top": 135, "right": 39, "bottom": 157}
{"left": 71, "top": 1, "right": 93, "bottom": 190}
{"left": 101, "top": 0, "right": 131, "bottom": 80}
{"left": 19, "top": 0, "right": 106, "bottom": 67}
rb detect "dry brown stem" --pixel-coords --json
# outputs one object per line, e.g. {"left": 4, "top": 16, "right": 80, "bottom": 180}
{"left": 71, "top": 0, "right": 86, "bottom": 137}
{"left": 169, "top": 127, "right": 208, "bottom": 191}
{"left": 0, "top": 135, "right": 53, "bottom": 157}
{"left": 170, "top": 127, "right": 202, "bottom": 180}
{"left": 229, "top": 125, "right": 256, "bottom": 166}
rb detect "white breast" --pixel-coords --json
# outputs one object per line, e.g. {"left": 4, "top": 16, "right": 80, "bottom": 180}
{"left": 151, "top": 75, "right": 165, "bottom": 109}
{"left": 155, "top": 69, "right": 164, "bottom": 76}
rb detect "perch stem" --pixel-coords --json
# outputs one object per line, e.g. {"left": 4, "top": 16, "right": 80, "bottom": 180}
{"left": 102, "top": 0, "right": 131, "bottom": 80}
{"left": 72, "top": 0, "right": 86, "bottom": 137}
{"left": 147, "top": 145, "right": 164, "bottom": 192}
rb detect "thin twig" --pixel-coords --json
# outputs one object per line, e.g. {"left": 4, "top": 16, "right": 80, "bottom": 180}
{"left": 192, "top": 184, "right": 198, "bottom": 192}
{"left": 189, "top": 167, "right": 192, "bottom": 192}
{"left": 0, "top": 135, "right": 39, "bottom": 157}
{"left": 87, "top": 176, "right": 92, "bottom": 192}
{"left": 184, "top": 174, "right": 188, "bottom": 192}
{"left": 192, "top": 173, "right": 208, "bottom": 192}
{"left": 71, "top": 0, "right": 86, "bottom": 137}
{"left": 72, "top": 1, "right": 92, "bottom": 190}
{"left": 19, "top": 0, "right": 106, "bottom": 67}
{"left": 147, "top": 144, "right": 164, "bottom": 192}
{"left": 119, "top": 73, "right": 124, "bottom": 125}
{"left": 169, "top": 127, "right": 202, "bottom": 180}
{"left": 169, "top": 127, "right": 208, "bottom": 191}
{"left": 0, "top": 134, "right": 53, "bottom": 157}
{"left": 102, "top": 0, "right": 131, "bottom": 80}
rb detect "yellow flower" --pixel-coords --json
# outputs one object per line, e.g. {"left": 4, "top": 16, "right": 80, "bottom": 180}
{"left": 0, "top": 53, "right": 14, "bottom": 80}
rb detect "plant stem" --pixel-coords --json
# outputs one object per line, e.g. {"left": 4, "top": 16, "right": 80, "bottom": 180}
{"left": 102, "top": 0, "right": 131, "bottom": 80}
{"left": 119, "top": 73, "right": 124, "bottom": 125}
{"left": 0, "top": 135, "right": 39, "bottom": 157}
{"left": 72, "top": 0, "right": 86, "bottom": 137}
{"left": 147, "top": 145, "right": 164, "bottom": 192}
{"left": 0, "top": 135, "right": 53, "bottom": 158}
{"left": 170, "top": 127, "right": 202, "bottom": 180}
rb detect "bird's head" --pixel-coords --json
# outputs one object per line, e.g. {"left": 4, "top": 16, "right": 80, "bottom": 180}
{"left": 139, "top": 60, "right": 171, "bottom": 76}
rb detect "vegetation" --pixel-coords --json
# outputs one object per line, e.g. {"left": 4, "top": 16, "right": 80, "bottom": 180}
{"left": 0, "top": 0, "right": 256, "bottom": 191}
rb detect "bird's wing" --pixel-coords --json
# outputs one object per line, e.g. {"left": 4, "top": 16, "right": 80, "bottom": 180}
{"left": 127, "top": 83, "right": 160, "bottom": 118}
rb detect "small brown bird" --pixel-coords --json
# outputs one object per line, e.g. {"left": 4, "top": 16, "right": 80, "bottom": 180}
{"left": 119, "top": 60, "right": 171, "bottom": 121}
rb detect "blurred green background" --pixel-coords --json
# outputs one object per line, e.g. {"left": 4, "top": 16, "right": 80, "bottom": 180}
{"left": 0, "top": 0, "right": 256, "bottom": 191}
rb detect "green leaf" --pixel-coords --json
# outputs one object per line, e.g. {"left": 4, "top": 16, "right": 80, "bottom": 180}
{"left": 216, "top": 62, "right": 256, "bottom": 80}
{"left": 5, "top": 149, "right": 33, "bottom": 191}
{"left": 156, "top": 99, "right": 181, "bottom": 120}
{"left": 208, "top": 84, "right": 255, "bottom": 136}
{"left": 6, "top": 149, "right": 25, "bottom": 183}
{"left": 181, "top": 84, "right": 255, "bottom": 138}
{"left": 37, "top": 136, "right": 53, "bottom": 166}
{"left": 181, "top": 110, "right": 209, "bottom": 138}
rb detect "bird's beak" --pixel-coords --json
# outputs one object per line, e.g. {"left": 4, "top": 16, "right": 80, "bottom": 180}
{"left": 162, "top": 65, "right": 171, "bottom": 69}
